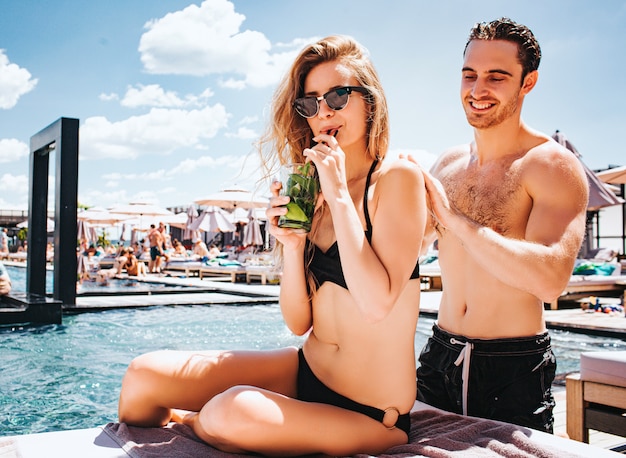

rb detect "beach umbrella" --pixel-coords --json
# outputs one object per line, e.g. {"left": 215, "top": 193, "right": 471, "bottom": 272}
{"left": 596, "top": 165, "right": 626, "bottom": 255}
{"left": 189, "top": 206, "right": 236, "bottom": 233}
{"left": 195, "top": 186, "right": 269, "bottom": 210}
{"left": 553, "top": 130, "right": 625, "bottom": 257}
{"left": 17, "top": 218, "right": 55, "bottom": 232}
{"left": 77, "top": 219, "right": 97, "bottom": 244}
{"left": 165, "top": 212, "right": 191, "bottom": 230}
{"left": 242, "top": 208, "right": 264, "bottom": 247}
{"left": 184, "top": 205, "right": 199, "bottom": 241}
{"left": 596, "top": 165, "right": 626, "bottom": 185}
{"left": 108, "top": 202, "right": 174, "bottom": 217}
{"left": 108, "top": 202, "right": 174, "bottom": 232}
{"left": 231, "top": 207, "right": 250, "bottom": 224}
{"left": 552, "top": 131, "right": 624, "bottom": 211}
{"left": 79, "top": 210, "right": 132, "bottom": 226}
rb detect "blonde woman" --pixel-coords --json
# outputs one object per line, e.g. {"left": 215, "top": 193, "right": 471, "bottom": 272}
{"left": 118, "top": 35, "right": 427, "bottom": 456}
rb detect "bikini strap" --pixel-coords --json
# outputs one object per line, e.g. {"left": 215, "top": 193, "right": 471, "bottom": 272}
{"left": 363, "top": 158, "right": 379, "bottom": 237}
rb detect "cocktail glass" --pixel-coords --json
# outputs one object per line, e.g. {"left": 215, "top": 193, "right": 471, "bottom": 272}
{"left": 278, "top": 162, "right": 319, "bottom": 233}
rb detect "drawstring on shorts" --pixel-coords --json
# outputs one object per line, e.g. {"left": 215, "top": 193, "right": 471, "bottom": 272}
{"left": 451, "top": 338, "right": 473, "bottom": 416}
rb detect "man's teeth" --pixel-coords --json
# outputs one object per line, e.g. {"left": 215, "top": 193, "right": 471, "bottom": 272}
{"left": 472, "top": 101, "right": 491, "bottom": 109}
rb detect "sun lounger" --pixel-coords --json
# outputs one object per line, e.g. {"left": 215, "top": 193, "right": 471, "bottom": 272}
{"left": 199, "top": 265, "right": 247, "bottom": 282}
{"left": 549, "top": 275, "right": 626, "bottom": 310}
{"left": 7, "top": 252, "right": 27, "bottom": 262}
{"left": 244, "top": 265, "right": 280, "bottom": 285}
{"left": 5, "top": 400, "right": 621, "bottom": 457}
{"left": 163, "top": 260, "right": 203, "bottom": 277}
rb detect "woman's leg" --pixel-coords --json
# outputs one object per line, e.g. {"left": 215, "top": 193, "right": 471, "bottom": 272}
{"left": 118, "top": 346, "right": 299, "bottom": 427}
{"left": 184, "top": 385, "right": 408, "bottom": 455}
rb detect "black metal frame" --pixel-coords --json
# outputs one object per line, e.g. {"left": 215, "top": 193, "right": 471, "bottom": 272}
{"left": 27, "top": 117, "right": 79, "bottom": 307}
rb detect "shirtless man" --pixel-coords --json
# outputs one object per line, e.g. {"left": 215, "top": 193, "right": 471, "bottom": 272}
{"left": 415, "top": 18, "right": 589, "bottom": 433}
{"left": 147, "top": 224, "right": 164, "bottom": 273}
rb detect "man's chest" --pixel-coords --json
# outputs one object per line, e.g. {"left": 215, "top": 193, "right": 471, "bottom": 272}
{"left": 440, "top": 164, "right": 528, "bottom": 235}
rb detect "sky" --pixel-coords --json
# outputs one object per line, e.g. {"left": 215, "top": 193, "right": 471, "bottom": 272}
{"left": 0, "top": 0, "right": 625, "bottom": 212}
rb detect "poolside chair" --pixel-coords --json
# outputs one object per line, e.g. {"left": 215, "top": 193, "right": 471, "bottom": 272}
{"left": 566, "top": 351, "right": 626, "bottom": 445}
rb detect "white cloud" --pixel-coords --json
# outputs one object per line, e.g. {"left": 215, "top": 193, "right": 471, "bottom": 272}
{"left": 99, "top": 92, "right": 119, "bottom": 102}
{"left": 0, "top": 50, "right": 38, "bottom": 109}
{"left": 80, "top": 105, "right": 230, "bottom": 159}
{"left": 225, "top": 126, "right": 257, "bottom": 140}
{"left": 120, "top": 84, "right": 214, "bottom": 108}
{"left": 138, "top": 0, "right": 306, "bottom": 88}
{"left": 0, "top": 173, "right": 28, "bottom": 206}
{"left": 0, "top": 138, "right": 29, "bottom": 163}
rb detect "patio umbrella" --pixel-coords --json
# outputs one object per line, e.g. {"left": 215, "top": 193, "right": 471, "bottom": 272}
{"left": 596, "top": 165, "right": 626, "bottom": 185}
{"left": 194, "top": 186, "right": 269, "bottom": 210}
{"left": 78, "top": 210, "right": 132, "bottom": 226}
{"left": 109, "top": 202, "right": 174, "bottom": 228}
{"left": 189, "top": 206, "right": 236, "bottom": 233}
{"left": 17, "top": 218, "right": 55, "bottom": 232}
{"left": 231, "top": 207, "right": 250, "bottom": 224}
{"left": 184, "top": 205, "right": 199, "bottom": 241}
{"left": 552, "top": 131, "right": 624, "bottom": 211}
{"left": 242, "top": 208, "right": 264, "bottom": 247}
{"left": 77, "top": 219, "right": 97, "bottom": 245}
{"left": 595, "top": 165, "right": 626, "bottom": 255}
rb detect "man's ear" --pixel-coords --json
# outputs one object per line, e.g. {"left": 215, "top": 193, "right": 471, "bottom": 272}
{"left": 521, "top": 70, "right": 538, "bottom": 95}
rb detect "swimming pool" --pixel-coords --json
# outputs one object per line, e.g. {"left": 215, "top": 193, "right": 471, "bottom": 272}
{"left": 3, "top": 264, "right": 205, "bottom": 295}
{"left": 0, "top": 303, "right": 624, "bottom": 437}
{"left": 2, "top": 264, "right": 625, "bottom": 436}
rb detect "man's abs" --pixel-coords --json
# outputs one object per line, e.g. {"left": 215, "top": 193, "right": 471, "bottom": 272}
{"left": 436, "top": 274, "right": 547, "bottom": 339}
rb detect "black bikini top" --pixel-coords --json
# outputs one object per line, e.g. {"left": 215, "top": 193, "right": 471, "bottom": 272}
{"left": 308, "top": 159, "right": 420, "bottom": 290}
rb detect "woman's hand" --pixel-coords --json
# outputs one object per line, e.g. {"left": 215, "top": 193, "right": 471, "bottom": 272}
{"left": 265, "top": 179, "right": 308, "bottom": 250}
{"left": 303, "top": 131, "right": 347, "bottom": 203}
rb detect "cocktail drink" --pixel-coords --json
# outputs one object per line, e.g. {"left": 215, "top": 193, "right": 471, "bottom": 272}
{"left": 278, "top": 162, "right": 319, "bottom": 233}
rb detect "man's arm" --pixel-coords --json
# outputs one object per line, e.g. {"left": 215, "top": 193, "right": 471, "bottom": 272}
{"left": 424, "top": 144, "right": 588, "bottom": 303}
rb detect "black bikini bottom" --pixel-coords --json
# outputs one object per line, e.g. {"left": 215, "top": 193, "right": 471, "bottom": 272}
{"left": 296, "top": 348, "right": 411, "bottom": 436}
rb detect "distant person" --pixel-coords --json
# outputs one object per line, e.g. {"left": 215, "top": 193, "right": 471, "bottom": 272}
{"left": 171, "top": 239, "right": 188, "bottom": 257}
{"left": 157, "top": 222, "right": 171, "bottom": 264}
{"left": 192, "top": 239, "right": 210, "bottom": 262}
{"left": 413, "top": 18, "right": 589, "bottom": 433}
{"left": 118, "top": 35, "right": 427, "bottom": 455}
{"left": 96, "top": 248, "right": 129, "bottom": 284}
{"left": 208, "top": 244, "right": 221, "bottom": 259}
{"left": 0, "top": 261, "right": 11, "bottom": 295}
{"left": 123, "top": 248, "right": 147, "bottom": 277}
{"left": 0, "top": 228, "right": 8, "bottom": 254}
{"left": 147, "top": 224, "right": 164, "bottom": 273}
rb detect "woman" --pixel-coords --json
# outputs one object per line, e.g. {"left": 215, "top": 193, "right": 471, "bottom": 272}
{"left": 123, "top": 248, "right": 147, "bottom": 277}
{"left": 118, "top": 35, "right": 426, "bottom": 456}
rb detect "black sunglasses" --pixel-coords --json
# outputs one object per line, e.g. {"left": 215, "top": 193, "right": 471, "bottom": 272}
{"left": 293, "top": 86, "right": 369, "bottom": 118}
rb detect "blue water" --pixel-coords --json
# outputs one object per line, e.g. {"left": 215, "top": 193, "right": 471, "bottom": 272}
{"left": 4, "top": 264, "right": 198, "bottom": 294}
{"left": 1, "top": 266, "right": 625, "bottom": 436}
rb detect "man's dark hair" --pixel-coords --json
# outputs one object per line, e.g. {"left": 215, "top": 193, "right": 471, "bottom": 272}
{"left": 464, "top": 17, "right": 541, "bottom": 81}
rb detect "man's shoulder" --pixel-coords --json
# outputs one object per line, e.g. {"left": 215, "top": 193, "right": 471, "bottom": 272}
{"left": 431, "top": 144, "right": 471, "bottom": 175}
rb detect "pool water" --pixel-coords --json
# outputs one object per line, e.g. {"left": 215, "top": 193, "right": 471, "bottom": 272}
{"left": 1, "top": 265, "right": 625, "bottom": 436}
{"left": 1, "top": 304, "right": 624, "bottom": 437}
{"left": 4, "top": 264, "right": 200, "bottom": 295}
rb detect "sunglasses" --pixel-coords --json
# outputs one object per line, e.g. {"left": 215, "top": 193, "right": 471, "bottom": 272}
{"left": 293, "top": 86, "right": 369, "bottom": 118}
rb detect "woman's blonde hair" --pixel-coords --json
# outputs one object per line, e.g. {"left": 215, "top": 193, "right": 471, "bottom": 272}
{"left": 259, "top": 35, "right": 389, "bottom": 176}
{"left": 258, "top": 35, "right": 389, "bottom": 291}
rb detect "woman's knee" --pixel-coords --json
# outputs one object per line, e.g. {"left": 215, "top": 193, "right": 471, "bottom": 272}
{"left": 118, "top": 351, "right": 170, "bottom": 424}
{"left": 197, "top": 386, "right": 265, "bottom": 443}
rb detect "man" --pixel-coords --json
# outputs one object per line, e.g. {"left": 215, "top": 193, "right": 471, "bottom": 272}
{"left": 147, "top": 224, "right": 164, "bottom": 273}
{"left": 416, "top": 18, "right": 589, "bottom": 433}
